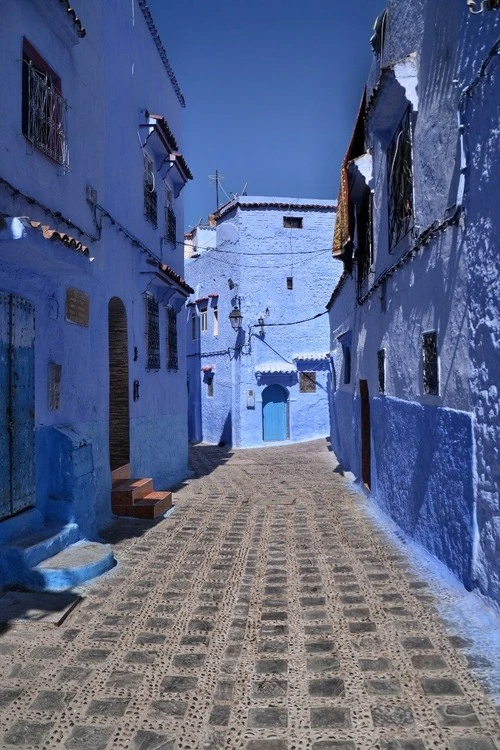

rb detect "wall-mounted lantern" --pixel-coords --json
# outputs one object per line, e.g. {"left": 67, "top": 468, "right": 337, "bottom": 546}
{"left": 257, "top": 315, "right": 265, "bottom": 336}
{"left": 229, "top": 306, "right": 243, "bottom": 332}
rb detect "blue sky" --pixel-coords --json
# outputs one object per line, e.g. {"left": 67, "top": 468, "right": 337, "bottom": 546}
{"left": 148, "top": 0, "right": 386, "bottom": 228}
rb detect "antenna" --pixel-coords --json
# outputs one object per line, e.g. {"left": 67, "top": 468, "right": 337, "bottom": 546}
{"left": 208, "top": 170, "right": 224, "bottom": 209}
{"left": 241, "top": 182, "right": 248, "bottom": 196}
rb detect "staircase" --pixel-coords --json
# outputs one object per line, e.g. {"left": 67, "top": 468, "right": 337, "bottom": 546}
{"left": 111, "top": 465, "right": 172, "bottom": 520}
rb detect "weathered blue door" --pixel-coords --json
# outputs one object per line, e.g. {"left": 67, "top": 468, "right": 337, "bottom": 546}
{"left": 262, "top": 384, "right": 288, "bottom": 442}
{"left": 0, "top": 292, "right": 35, "bottom": 519}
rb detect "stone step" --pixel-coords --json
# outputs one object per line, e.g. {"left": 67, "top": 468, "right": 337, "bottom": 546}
{"left": 113, "top": 491, "right": 172, "bottom": 520}
{"left": 111, "top": 477, "right": 154, "bottom": 508}
{"left": 4, "top": 523, "right": 81, "bottom": 570}
{"left": 111, "top": 463, "right": 131, "bottom": 488}
{"left": 25, "top": 541, "right": 115, "bottom": 592}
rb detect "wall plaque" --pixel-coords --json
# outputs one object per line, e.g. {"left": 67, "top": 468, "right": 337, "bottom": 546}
{"left": 66, "top": 287, "right": 89, "bottom": 327}
{"left": 48, "top": 362, "right": 62, "bottom": 410}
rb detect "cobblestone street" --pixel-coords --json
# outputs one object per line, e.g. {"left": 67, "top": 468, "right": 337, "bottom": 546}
{"left": 0, "top": 440, "right": 499, "bottom": 750}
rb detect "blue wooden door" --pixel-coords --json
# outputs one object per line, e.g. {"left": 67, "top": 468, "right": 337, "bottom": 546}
{"left": 0, "top": 293, "right": 35, "bottom": 519}
{"left": 262, "top": 384, "right": 288, "bottom": 442}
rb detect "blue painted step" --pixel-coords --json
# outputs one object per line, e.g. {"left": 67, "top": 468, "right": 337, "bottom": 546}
{"left": 26, "top": 541, "right": 115, "bottom": 592}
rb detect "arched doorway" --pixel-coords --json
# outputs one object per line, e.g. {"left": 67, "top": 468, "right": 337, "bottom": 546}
{"left": 108, "top": 297, "right": 130, "bottom": 471}
{"left": 262, "top": 384, "right": 289, "bottom": 442}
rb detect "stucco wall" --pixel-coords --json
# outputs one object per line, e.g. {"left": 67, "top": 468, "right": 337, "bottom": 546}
{"left": 328, "top": 0, "right": 500, "bottom": 607}
{"left": 186, "top": 198, "right": 341, "bottom": 448}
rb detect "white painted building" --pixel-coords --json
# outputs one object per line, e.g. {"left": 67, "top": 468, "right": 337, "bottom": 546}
{"left": 0, "top": 1, "right": 192, "bottom": 589}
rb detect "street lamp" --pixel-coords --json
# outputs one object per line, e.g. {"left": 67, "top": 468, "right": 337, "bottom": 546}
{"left": 229, "top": 306, "right": 243, "bottom": 331}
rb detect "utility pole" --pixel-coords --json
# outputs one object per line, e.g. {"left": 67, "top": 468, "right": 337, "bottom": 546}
{"left": 209, "top": 171, "right": 223, "bottom": 210}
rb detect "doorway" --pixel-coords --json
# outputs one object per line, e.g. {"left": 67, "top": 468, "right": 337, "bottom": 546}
{"left": 0, "top": 292, "right": 35, "bottom": 519}
{"left": 262, "top": 384, "right": 289, "bottom": 442}
{"left": 359, "top": 379, "right": 371, "bottom": 489}
{"left": 108, "top": 297, "right": 130, "bottom": 471}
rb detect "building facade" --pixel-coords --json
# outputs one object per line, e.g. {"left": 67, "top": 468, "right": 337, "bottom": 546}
{"left": 186, "top": 197, "right": 340, "bottom": 448}
{"left": 0, "top": 0, "right": 192, "bottom": 589}
{"left": 328, "top": 0, "right": 500, "bottom": 606}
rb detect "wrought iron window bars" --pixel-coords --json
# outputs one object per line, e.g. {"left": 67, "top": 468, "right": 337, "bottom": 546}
{"left": 387, "top": 106, "right": 414, "bottom": 250}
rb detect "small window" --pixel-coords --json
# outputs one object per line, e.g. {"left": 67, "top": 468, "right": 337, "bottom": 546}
{"left": 422, "top": 331, "right": 438, "bottom": 395}
{"left": 283, "top": 216, "right": 303, "bottom": 229}
{"left": 144, "top": 152, "right": 157, "bottom": 227}
{"left": 387, "top": 106, "right": 413, "bottom": 250}
{"left": 343, "top": 345, "right": 351, "bottom": 385}
{"left": 22, "top": 38, "right": 68, "bottom": 167}
{"left": 191, "top": 311, "right": 197, "bottom": 340}
{"left": 286, "top": 277, "right": 293, "bottom": 290}
{"left": 145, "top": 294, "right": 160, "bottom": 370}
{"left": 200, "top": 308, "right": 208, "bottom": 333}
{"left": 213, "top": 306, "right": 219, "bottom": 336}
{"left": 165, "top": 184, "right": 176, "bottom": 244}
{"left": 299, "top": 372, "right": 316, "bottom": 393}
{"left": 166, "top": 306, "right": 178, "bottom": 371}
{"left": 207, "top": 378, "right": 214, "bottom": 398}
{"left": 377, "top": 349, "right": 385, "bottom": 393}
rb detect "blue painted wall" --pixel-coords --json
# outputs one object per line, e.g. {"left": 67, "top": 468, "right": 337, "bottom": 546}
{"left": 186, "top": 198, "right": 342, "bottom": 448}
{"left": 328, "top": 0, "right": 500, "bottom": 607}
{"left": 0, "top": 1, "right": 190, "bottom": 586}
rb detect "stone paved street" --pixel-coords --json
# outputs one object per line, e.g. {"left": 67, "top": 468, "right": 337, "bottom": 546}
{"left": 0, "top": 440, "right": 499, "bottom": 750}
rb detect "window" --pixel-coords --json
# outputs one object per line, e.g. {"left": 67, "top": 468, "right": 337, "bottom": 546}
{"left": 299, "top": 372, "right": 316, "bottom": 393}
{"left": 207, "top": 377, "right": 214, "bottom": 398}
{"left": 343, "top": 345, "right": 351, "bottom": 384}
{"left": 356, "top": 192, "right": 373, "bottom": 297}
{"left": 377, "top": 349, "right": 386, "bottom": 394}
{"left": 213, "top": 306, "right": 219, "bottom": 336}
{"left": 422, "top": 331, "right": 438, "bottom": 395}
{"left": 387, "top": 106, "right": 413, "bottom": 250}
{"left": 22, "top": 39, "right": 68, "bottom": 167}
{"left": 144, "top": 152, "right": 157, "bottom": 227}
{"left": 145, "top": 295, "right": 160, "bottom": 370}
{"left": 166, "top": 306, "right": 178, "bottom": 371}
{"left": 286, "top": 277, "right": 293, "bottom": 290}
{"left": 165, "top": 184, "right": 176, "bottom": 244}
{"left": 191, "top": 311, "right": 197, "bottom": 340}
{"left": 283, "top": 216, "right": 303, "bottom": 229}
{"left": 200, "top": 308, "right": 208, "bottom": 333}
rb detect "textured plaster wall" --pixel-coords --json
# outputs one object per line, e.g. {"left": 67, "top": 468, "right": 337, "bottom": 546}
{"left": 0, "top": 0, "right": 189, "bottom": 574}
{"left": 458, "top": 11, "right": 500, "bottom": 603}
{"left": 328, "top": 0, "right": 500, "bottom": 606}
{"left": 185, "top": 199, "right": 341, "bottom": 448}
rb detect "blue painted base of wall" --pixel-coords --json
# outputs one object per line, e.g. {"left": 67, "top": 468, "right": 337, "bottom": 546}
{"left": 131, "top": 414, "right": 189, "bottom": 490}
{"left": 370, "top": 397, "right": 475, "bottom": 589}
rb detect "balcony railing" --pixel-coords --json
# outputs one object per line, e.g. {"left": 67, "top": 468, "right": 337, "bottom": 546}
{"left": 23, "top": 61, "right": 69, "bottom": 168}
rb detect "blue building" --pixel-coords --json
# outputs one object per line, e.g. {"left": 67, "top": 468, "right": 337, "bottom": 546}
{"left": 186, "top": 197, "right": 340, "bottom": 448}
{"left": 0, "top": 1, "right": 192, "bottom": 590}
{"left": 328, "top": 0, "right": 500, "bottom": 607}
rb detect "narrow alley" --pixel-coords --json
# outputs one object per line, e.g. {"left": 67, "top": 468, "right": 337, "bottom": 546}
{"left": 0, "top": 441, "right": 498, "bottom": 750}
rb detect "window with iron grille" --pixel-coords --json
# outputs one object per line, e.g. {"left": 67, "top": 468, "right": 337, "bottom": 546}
{"left": 283, "top": 216, "right": 303, "bottom": 229}
{"left": 165, "top": 184, "right": 176, "bottom": 244}
{"left": 387, "top": 106, "right": 413, "bottom": 250}
{"left": 286, "top": 277, "right": 293, "bottom": 290}
{"left": 144, "top": 152, "right": 157, "bottom": 227}
{"left": 422, "top": 331, "right": 438, "bottom": 395}
{"left": 22, "top": 39, "right": 68, "bottom": 167}
{"left": 377, "top": 349, "right": 386, "bottom": 393}
{"left": 356, "top": 192, "right": 373, "bottom": 297}
{"left": 299, "top": 371, "right": 316, "bottom": 393}
{"left": 166, "top": 305, "right": 178, "bottom": 371}
{"left": 145, "top": 295, "right": 160, "bottom": 370}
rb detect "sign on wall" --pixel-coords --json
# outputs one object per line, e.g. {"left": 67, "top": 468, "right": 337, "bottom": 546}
{"left": 65, "top": 287, "right": 90, "bottom": 327}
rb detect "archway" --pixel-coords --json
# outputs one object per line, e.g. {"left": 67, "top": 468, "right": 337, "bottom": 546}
{"left": 262, "top": 384, "right": 289, "bottom": 442}
{"left": 108, "top": 297, "right": 130, "bottom": 471}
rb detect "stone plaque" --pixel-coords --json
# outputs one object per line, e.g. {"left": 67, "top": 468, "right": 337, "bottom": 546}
{"left": 48, "top": 362, "right": 62, "bottom": 410}
{"left": 65, "top": 287, "right": 89, "bottom": 327}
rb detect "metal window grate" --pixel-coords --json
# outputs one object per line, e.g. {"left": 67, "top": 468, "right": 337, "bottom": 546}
{"left": 387, "top": 107, "right": 413, "bottom": 250}
{"left": 144, "top": 153, "right": 157, "bottom": 227}
{"left": 22, "top": 60, "right": 69, "bottom": 167}
{"left": 422, "top": 331, "right": 438, "bottom": 395}
{"left": 166, "top": 207, "right": 176, "bottom": 244}
{"left": 377, "top": 349, "right": 385, "bottom": 393}
{"left": 283, "top": 216, "right": 303, "bottom": 229}
{"left": 166, "top": 305, "right": 178, "bottom": 371}
{"left": 299, "top": 371, "right": 316, "bottom": 393}
{"left": 146, "top": 295, "right": 160, "bottom": 370}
